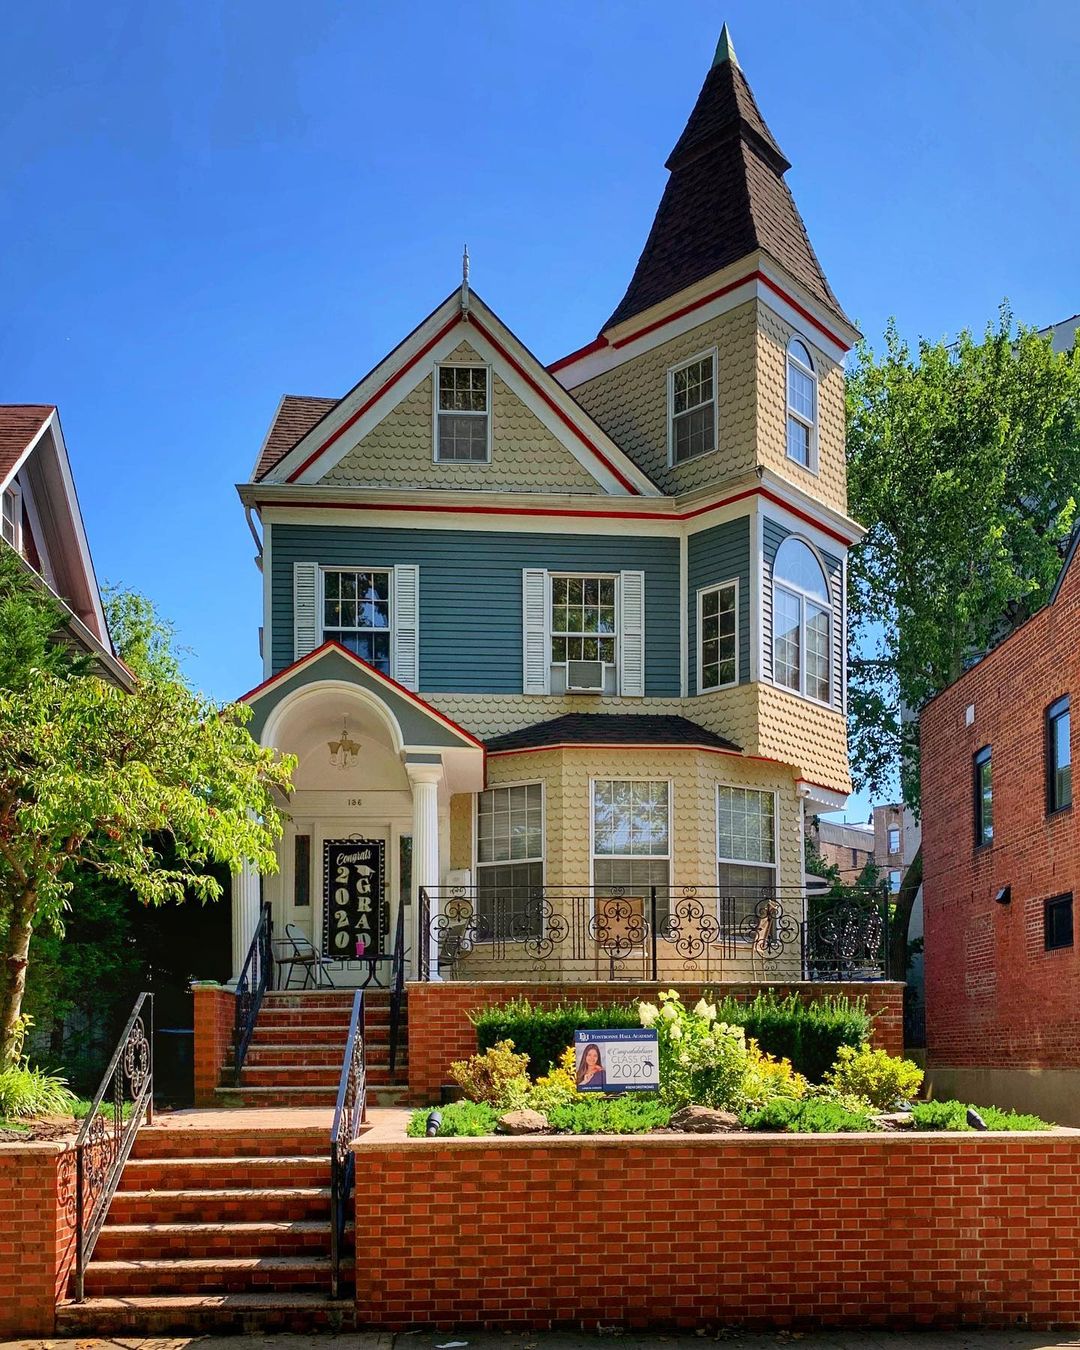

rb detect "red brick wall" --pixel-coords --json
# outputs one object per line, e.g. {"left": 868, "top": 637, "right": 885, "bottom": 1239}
{"left": 193, "top": 984, "right": 235, "bottom": 1106}
{"left": 921, "top": 554, "right": 1080, "bottom": 1070}
{"left": 355, "top": 1131, "right": 1080, "bottom": 1330}
{"left": 0, "top": 1142, "right": 77, "bottom": 1337}
{"left": 406, "top": 980, "right": 904, "bottom": 1102}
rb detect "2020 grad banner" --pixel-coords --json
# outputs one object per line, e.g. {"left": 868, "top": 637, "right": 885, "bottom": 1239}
{"left": 322, "top": 838, "right": 386, "bottom": 959}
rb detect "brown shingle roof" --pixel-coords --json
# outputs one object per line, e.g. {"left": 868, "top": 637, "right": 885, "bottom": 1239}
{"left": 604, "top": 49, "right": 848, "bottom": 332}
{"left": 0, "top": 405, "right": 54, "bottom": 481}
{"left": 253, "top": 394, "right": 339, "bottom": 481}
{"left": 485, "top": 713, "right": 741, "bottom": 754}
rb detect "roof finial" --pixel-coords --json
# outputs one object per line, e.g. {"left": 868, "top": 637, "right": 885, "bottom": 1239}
{"left": 461, "top": 243, "right": 471, "bottom": 315}
{"left": 712, "top": 22, "right": 739, "bottom": 70}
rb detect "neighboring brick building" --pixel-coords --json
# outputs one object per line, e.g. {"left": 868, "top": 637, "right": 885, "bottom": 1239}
{"left": 921, "top": 532, "right": 1080, "bottom": 1123}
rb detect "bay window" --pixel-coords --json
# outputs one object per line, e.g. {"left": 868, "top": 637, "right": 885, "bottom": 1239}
{"left": 592, "top": 780, "right": 670, "bottom": 923}
{"left": 717, "top": 786, "right": 776, "bottom": 923}
{"left": 698, "top": 581, "right": 738, "bottom": 691}
{"left": 772, "top": 536, "right": 830, "bottom": 703}
{"left": 476, "top": 784, "right": 544, "bottom": 938}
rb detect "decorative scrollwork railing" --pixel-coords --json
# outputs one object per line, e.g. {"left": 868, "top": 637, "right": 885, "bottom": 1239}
{"left": 415, "top": 884, "right": 889, "bottom": 983}
{"left": 72, "top": 992, "right": 153, "bottom": 1301}
{"left": 329, "top": 990, "right": 366, "bottom": 1299}
{"left": 388, "top": 894, "right": 407, "bottom": 1076}
{"left": 233, "top": 901, "right": 272, "bottom": 1085}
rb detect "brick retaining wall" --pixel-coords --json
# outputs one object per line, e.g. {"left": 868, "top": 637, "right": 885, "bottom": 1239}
{"left": 406, "top": 980, "right": 904, "bottom": 1102}
{"left": 0, "top": 1142, "right": 77, "bottom": 1337}
{"left": 354, "top": 1130, "right": 1080, "bottom": 1330}
{"left": 192, "top": 983, "right": 235, "bottom": 1106}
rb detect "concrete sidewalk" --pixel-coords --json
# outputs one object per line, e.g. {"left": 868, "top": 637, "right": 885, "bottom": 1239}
{"left": 4, "top": 1329, "right": 1079, "bottom": 1350}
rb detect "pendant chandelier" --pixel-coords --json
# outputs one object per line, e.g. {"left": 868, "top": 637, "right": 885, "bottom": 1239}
{"left": 327, "top": 717, "right": 361, "bottom": 770}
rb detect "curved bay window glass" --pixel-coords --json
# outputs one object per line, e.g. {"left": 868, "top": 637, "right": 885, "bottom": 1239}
{"left": 786, "top": 339, "right": 817, "bottom": 468}
{"left": 322, "top": 569, "right": 391, "bottom": 673}
{"left": 772, "top": 537, "right": 830, "bottom": 703}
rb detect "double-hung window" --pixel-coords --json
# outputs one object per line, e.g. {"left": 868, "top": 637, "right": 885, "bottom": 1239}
{"left": 1, "top": 484, "right": 21, "bottom": 550}
{"left": 322, "top": 569, "right": 392, "bottom": 673}
{"left": 476, "top": 784, "right": 544, "bottom": 939}
{"left": 1045, "top": 893, "right": 1074, "bottom": 951}
{"left": 974, "top": 745, "right": 993, "bottom": 846}
{"left": 1046, "top": 696, "right": 1072, "bottom": 814}
{"left": 786, "top": 338, "right": 817, "bottom": 469}
{"left": 669, "top": 352, "right": 716, "bottom": 464}
{"left": 772, "top": 536, "right": 831, "bottom": 703}
{"left": 698, "top": 582, "right": 738, "bottom": 691}
{"left": 551, "top": 575, "right": 618, "bottom": 694}
{"left": 435, "top": 364, "right": 490, "bottom": 462}
{"left": 592, "top": 780, "right": 670, "bottom": 922}
{"left": 717, "top": 786, "right": 776, "bottom": 922}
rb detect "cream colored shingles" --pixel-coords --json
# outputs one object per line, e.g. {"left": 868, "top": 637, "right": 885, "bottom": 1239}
{"left": 323, "top": 341, "right": 601, "bottom": 493}
{"left": 449, "top": 793, "right": 472, "bottom": 871}
{"left": 755, "top": 683, "right": 851, "bottom": 793}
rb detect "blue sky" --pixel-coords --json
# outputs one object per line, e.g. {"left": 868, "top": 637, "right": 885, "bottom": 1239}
{"left": 2, "top": 1, "right": 1077, "bottom": 819}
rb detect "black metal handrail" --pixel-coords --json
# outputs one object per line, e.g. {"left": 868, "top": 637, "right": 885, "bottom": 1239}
{"left": 329, "top": 990, "right": 366, "bottom": 1299}
{"left": 388, "top": 895, "right": 407, "bottom": 1075}
{"left": 416, "top": 883, "right": 891, "bottom": 982}
{"left": 73, "top": 992, "right": 153, "bottom": 1301}
{"left": 234, "top": 900, "right": 272, "bottom": 1085}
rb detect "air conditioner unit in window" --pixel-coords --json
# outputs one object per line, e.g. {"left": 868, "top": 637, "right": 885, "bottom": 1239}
{"left": 566, "top": 659, "right": 604, "bottom": 692}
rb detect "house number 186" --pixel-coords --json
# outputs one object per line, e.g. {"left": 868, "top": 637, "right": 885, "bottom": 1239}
{"left": 346, "top": 797, "right": 363, "bottom": 807}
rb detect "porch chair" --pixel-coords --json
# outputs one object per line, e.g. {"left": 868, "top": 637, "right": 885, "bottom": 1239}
{"left": 278, "top": 923, "right": 337, "bottom": 989}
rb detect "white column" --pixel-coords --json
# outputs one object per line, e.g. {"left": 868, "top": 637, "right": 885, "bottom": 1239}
{"left": 230, "top": 860, "right": 262, "bottom": 985}
{"left": 406, "top": 760, "right": 444, "bottom": 980}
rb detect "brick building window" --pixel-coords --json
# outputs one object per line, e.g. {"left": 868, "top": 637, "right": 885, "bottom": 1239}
{"left": 887, "top": 825, "right": 900, "bottom": 854}
{"left": 973, "top": 745, "right": 993, "bottom": 847}
{"left": 1044, "top": 893, "right": 1074, "bottom": 951}
{"left": 1046, "top": 696, "right": 1072, "bottom": 815}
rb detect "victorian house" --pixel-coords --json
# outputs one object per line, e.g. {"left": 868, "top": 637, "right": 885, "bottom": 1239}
{"left": 233, "top": 29, "right": 862, "bottom": 984}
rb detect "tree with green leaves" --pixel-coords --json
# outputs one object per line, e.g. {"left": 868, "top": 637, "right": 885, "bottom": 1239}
{"left": 846, "top": 309, "right": 1080, "bottom": 975}
{"left": 0, "top": 547, "right": 295, "bottom": 1064}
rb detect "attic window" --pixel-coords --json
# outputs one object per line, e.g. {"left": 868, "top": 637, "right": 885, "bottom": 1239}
{"left": 669, "top": 352, "right": 716, "bottom": 464}
{"left": 436, "top": 365, "right": 490, "bottom": 463}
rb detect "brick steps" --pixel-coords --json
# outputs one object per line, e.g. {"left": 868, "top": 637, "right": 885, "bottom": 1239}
{"left": 110, "top": 1187, "right": 330, "bottom": 1224}
{"left": 119, "top": 1154, "right": 329, "bottom": 1190}
{"left": 56, "top": 1292, "right": 358, "bottom": 1336}
{"left": 94, "top": 1219, "right": 339, "bottom": 1261}
{"left": 82, "top": 1256, "right": 333, "bottom": 1297}
{"left": 133, "top": 1126, "right": 326, "bottom": 1159}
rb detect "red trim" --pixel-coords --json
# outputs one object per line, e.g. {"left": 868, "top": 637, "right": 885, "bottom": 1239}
{"left": 755, "top": 274, "right": 849, "bottom": 353}
{"left": 284, "top": 315, "right": 462, "bottom": 483}
{"left": 611, "top": 272, "right": 759, "bottom": 349}
{"left": 238, "top": 639, "right": 485, "bottom": 750}
{"left": 467, "top": 315, "right": 640, "bottom": 495}
{"left": 547, "top": 335, "right": 608, "bottom": 374}
{"left": 262, "top": 484, "right": 856, "bottom": 547}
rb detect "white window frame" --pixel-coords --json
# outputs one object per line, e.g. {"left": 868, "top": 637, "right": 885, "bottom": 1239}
{"left": 667, "top": 348, "right": 718, "bottom": 467}
{"left": 887, "top": 825, "right": 901, "bottom": 854}
{"left": 772, "top": 536, "right": 832, "bottom": 708}
{"left": 1, "top": 483, "right": 22, "bottom": 552}
{"left": 433, "top": 362, "right": 492, "bottom": 464}
{"left": 319, "top": 566, "right": 394, "bottom": 675}
{"left": 473, "top": 781, "right": 546, "bottom": 941}
{"left": 697, "top": 579, "right": 739, "bottom": 694}
{"left": 716, "top": 785, "right": 778, "bottom": 927}
{"left": 785, "top": 337, "right": 818, "bottom": 472}
{"left": 589, "top": 777, "right": 672, "bottom": 915}
{"left": 549, "top": 571, "right": 619, "bottom": 691}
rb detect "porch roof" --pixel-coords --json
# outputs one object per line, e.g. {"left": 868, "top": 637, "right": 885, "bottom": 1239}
{"left": 484, "top": 712, "right": 741, "bottom": 755}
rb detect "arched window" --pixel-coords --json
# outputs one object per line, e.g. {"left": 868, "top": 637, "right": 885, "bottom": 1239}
{"left": 773, "top": 536, "right": 830, "bottom": 702}
{"left": 786, "top": 338, "right": 817, "bottom": 469}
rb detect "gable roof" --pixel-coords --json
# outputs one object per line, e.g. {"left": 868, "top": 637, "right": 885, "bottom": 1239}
{"left": 485, "top": 712, "right": 741, "bottom": 755}
{"left": 249, "top": 289, "right": 661, "bottom": 497}
{"left": 253, "top": 395, "right": 337, "bottom": 481}
{"left": 603, "top": 28, "right": 849, "bottom": 334}
{"left": 0, "top": 404, "right": 54, "bottom": 481}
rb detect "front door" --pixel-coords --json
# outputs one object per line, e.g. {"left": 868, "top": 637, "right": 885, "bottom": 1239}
{"left": 317, "top": 826, "right": 391, "bottom": 985}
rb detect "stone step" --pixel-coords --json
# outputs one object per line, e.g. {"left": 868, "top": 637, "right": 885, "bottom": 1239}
{"left": 82, "top": 1256, "right": 333, "bottom": 1297}
{"left": 133, "top": 1126, "right": 327, "bottom": 1160}
{"left": 242, "top": 1043, "right": 354, "bottom": 1067}
{"left": 240, "top": 1065, "right": 343, "bottom": 1088}
{"left": 56, "top": 1292, "right": 358, "bottom": 1336}
{"left": 109, "top": 1186, "right": 331, "bottom": 1225}
{"left": 94, "top": 1220, "right": 341, "bottom": 1261}
{"left": 215, "top": 1086, "right": 340, "bottom": 1109}
{"left": 119, "top": 1154, "right": 328, "bottom": 1191}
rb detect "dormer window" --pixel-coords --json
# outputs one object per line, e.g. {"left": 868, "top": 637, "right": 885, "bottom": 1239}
{"left": 786, "top": 338, "right": 817, "bottom": 469}
{"left": 2, "top": 484, "right": 21, "bottom": 551}
{"left": 435, "top": 364, "right": 490, "bottom": 462}
{"left": 669, "top": 351, "right": 716, "bottom": 464}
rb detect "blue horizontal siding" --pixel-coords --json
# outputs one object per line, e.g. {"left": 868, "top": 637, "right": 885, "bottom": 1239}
{"left": 270, "top": 523, "right": 681, "bottom": 695}
{"left": 687, "top": 516, "right": 751, "bottom": 695}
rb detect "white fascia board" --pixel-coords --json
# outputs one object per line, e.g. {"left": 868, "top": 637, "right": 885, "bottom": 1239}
{"left": 750, "top": 497, "right": 763, "bottom": 684}
{"left": 799, "top": 783, "right": 850, "bottom": 814}
{"left": 256, "top": 501, "right": 682, "bottom": 539}
{"left": 757, "top": 467, "right": 866, "bottom": 548}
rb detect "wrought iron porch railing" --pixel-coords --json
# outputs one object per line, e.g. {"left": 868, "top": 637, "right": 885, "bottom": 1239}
{"left": 329, "top": 990, "right": 367, "bottom": 1299}
{"left": 416, "top": 884, "right": 891, "bottom": 983}
{"left": 72, "top": 992, "right": 153, "bottom": 1301}
{"left": 233, "top": 901, "right": 272, "bottom": 1085}
{"left": 388, "top": 893, "right": 407, "bottom": 1076}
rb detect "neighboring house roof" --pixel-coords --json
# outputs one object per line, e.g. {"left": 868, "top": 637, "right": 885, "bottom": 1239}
{"left": 252, "top": 395, "right": 338, "bottom": 481}
{"left": 485, "top": 712, "right": 741, "bottom": 754}
{"left": 0, "top": 404, "right": 54, "bottom": 479}
{"left": 603, "top": 26, "right": 848, "bottom": 333}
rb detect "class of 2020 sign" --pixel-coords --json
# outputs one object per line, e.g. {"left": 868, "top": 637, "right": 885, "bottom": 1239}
{"left": 322, "top": 838, "right": 387, "bottom": 959}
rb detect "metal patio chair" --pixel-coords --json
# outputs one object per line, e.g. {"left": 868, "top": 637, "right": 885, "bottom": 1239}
{"left": 278, "top": 923, "right": 337, "bottom": 989}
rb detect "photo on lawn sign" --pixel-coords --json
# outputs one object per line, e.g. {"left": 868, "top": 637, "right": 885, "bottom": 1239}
{"left": 574, "top": 1028, "right": 659, "bottom": 1093}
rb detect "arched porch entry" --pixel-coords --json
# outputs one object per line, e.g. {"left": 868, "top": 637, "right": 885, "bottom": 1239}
{"left": 233, "top": 644, "right": 484, "bottom": 985}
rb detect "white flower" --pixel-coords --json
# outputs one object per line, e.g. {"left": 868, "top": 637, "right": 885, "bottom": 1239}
{"left": 669, "top": 1024, "right": 682, "bottom": 1041}
{"left": 661, "top": 1003, "right": 679, "bottom": 1022}
{"left": 679, "top": 1052, "right": 690, "bottom": 1065}
{"left": 693, "top": 998, "right": 710, "bottom": 1019}
{"left": 638, "top": 1002, "right": 659, "bottom": 1027}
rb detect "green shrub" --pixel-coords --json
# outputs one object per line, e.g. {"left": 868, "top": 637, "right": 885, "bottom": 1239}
{"left": 0, "top": 1060, "right": 76, "bottom": 1119}
{"left": 640, "top": 991, "right": 751, "bottom": 1110}
{"left": 744, "top": 1096, "right": 877, "bottom": 1133}
{"left": 406, "top": 1101, "right": 500, "bottom": 1137}
{"left": 448, "top": 1040, "right": 530, "bottom": 1108}
{"left": 548, "top": 1095, "right": 671, "bottom": 1134}
{"left": 911, "top": 1100, "right": 1054, "bottom": 1132}
{"left": 825, "top": 1043, "right": 924, "bottom": 1109}
{"left": 472, "top": 998, "right": 639, "bottom": 1076}
{"left": 713, "top": 991, "right": 871, "bottom": 1082}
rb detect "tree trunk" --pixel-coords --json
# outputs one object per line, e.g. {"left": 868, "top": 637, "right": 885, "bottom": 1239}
{"left": 0, "top": 891, "right": 36, "bottom": 1064}
{"left": 888, "top": 846, "right": 923, "bottom": 982}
